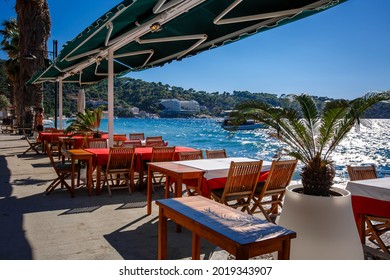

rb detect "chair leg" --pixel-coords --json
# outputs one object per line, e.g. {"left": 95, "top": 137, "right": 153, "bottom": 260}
{"left": 366, "top": 218, "right": 390, "bottom": 254}
{"left": 258, "top": 205, "right": 273, "bottom": 223}
{"left": 45, "top": 178, "right": 61, "bottom": 194}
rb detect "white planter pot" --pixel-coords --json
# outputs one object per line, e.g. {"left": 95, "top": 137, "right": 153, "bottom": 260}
{"left": 278, "top": 185, "right": 364, "bottom": 260}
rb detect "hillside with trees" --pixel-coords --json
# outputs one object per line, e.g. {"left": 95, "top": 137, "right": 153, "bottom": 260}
{"left": 1, "top": 59, "right": 389, "bottom": 119}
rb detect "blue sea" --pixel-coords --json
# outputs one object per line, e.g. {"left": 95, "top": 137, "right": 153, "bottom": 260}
{"left": 65, "top": 118, "right": 390, "bottom": 184}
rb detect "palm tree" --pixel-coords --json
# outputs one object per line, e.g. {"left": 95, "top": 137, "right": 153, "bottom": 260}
{"left": 65, "top": 107, "right": 103, "bottom": 138}
{"left": 0, "top": 18, "right": 19, "bottom": 107}
{"left": 15, "top": 0, "right": 51, "bottom": 129}
{"left": 234, "top": 92, "right": 390, "bottom": 196}
{"left": 0, "top": 94, "right": 11, "bottom": 109}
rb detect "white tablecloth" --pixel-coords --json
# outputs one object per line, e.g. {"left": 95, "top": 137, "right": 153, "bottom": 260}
{"left": 174, "top": 157, "right": 272, "bottom": 180}
{"left": 346, "top": 177, "right": 390, "bottom": 202}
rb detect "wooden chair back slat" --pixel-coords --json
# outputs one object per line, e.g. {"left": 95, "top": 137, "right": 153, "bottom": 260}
{"left": 151, "top": 146, "right": 176, "bottom": 162}
{"left": 264, "top": 160, "right": 298, "bottom": 191}
{"left": 178, "top": 150, "right": 203, "bottom": 161}
{"left": 224, "top": 161, "right": 262, "bottom": 195}
{"left": 211, "top": 161, "right": 263, "bottom": 214}
{"left": 106, "top": 147, "right": 135, "bottom": 171}
{"left": 129, "top": 133, "right": 145, "bottom": 140}
{"left": 250, "top": 159, "right": 298, "bottom": 222}
{"left": 146, "top": 139, "right": 165, "bottom": 147}
{"left": 85, "top": 138, "right": 108, "bottom": 148}
{"left": 146, "top": 136, "right": 163, "bottom": 141}
{"left": 206, "top": 149, "right": 227, "bottom": 159}
{"left": 122, "top": 139, "right": 142, "bottom": 147}
{"left": 113, "top": 134, "right": 127, "bottom": 147}
{"left": 347, "top": 165, "right": 378, "bottom": 181}
{"left": 103, "top": 147, "right": 135, "bottom": 196}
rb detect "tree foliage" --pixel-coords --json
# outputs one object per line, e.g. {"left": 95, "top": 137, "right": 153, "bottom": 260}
{"left": 234, "top": 92, "right": 390, "bottom": 196}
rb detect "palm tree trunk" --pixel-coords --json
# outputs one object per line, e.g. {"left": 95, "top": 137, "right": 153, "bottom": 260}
{"left": 15, "top": 0, "right": 51, "bottom": 129}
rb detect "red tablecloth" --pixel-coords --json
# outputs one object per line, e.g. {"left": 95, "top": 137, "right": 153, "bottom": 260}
{"left": 69, "top": 134, "right": 109, "bottom": 148}
{"left": 346, "top": 178, "right": 390, "bottom": 235}
{"left": 201, "top": 171, "right": 270, "bottom": 198}
{"left": 38, "top": 132, "right": 66, "bottom": 142}
{"left": 85, "top": 146, "right": 198, "bottom": 172}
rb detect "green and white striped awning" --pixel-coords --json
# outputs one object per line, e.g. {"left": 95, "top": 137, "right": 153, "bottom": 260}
{"left": 29, "top": 0, "right": 347, "bottom": 85}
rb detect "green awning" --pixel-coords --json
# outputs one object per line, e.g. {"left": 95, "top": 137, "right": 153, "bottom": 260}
{"left": 29, "top": 0, "right": 347, "bottom": 85}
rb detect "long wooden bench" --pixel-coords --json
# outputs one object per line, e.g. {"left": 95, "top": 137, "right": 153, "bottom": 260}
{"left": 156, "top": 196, "right": 296, "bottom": 260}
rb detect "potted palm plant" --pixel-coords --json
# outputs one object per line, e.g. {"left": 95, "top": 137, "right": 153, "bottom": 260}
{"left": 65, "top": 106, "right": 103, "bottom": 138}
{"left": 234, "top": 92, "right": 390, "bottom": 259}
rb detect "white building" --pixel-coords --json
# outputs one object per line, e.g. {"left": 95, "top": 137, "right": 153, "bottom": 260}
{"left": 159, "top": 99, "right": 200, "bottom": 117}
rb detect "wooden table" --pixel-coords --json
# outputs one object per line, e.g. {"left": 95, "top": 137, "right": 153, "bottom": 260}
{"left": 61, "top": 149, "right": 94, "bottom": 197}
{"left": 58, "top": 137, "right": 78, "bottom": 160}
{"left": 156, "top": 196, "right": 296, "bottom": 260}
{"left": 85, "top": 146, "right": 198, "bottom": 195}
{"left": 346, "top": 177, "right": 390, "bottom": 246}
{"left": 38, "top": 132, "right": 65, "bottom": 152}
{"left": 147, "top": 162, "right": 205, "bottom": 215}
{"left": 175, "top": 158, "right": 272, "bottom": 198}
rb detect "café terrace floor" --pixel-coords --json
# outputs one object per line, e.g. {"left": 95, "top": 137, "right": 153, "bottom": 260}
{"left": 0, "top": 133, "right": 388, "bottom": 260}
{"left": 0, "top": 133, "right": 272, "bottom": 260}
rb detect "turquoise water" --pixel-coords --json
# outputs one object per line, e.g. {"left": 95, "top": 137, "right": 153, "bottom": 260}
{"left": 100, "top": 118, "right": 282, "bottom": 160}
{"left": 64, "top": 118, "right": 390, "bottom": 183}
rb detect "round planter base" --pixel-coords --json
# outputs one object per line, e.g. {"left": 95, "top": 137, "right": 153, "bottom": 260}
{"left": 278, "top": 185, "right": 364, "bottom": 260}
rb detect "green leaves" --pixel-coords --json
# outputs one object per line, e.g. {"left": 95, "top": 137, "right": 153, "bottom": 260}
{"left": 65, "top": 106, "right": 103, "bottom": 135}
{"left": 235, "top": 91, "right": 390, "bottom": 194}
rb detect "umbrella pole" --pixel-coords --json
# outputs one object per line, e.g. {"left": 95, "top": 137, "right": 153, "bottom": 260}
{"left": 108, "top": 49, "right": 114, "bottom": 147}
{"left": 59, "top": 79, "right": 63, "bottom": 129}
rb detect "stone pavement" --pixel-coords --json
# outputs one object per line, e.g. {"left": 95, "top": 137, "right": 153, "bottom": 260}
{"left": 1, "top": 133, "right": 388, "bottom": 260}
{"left": 0, "top": 133, "right": 274, "bottom": 260}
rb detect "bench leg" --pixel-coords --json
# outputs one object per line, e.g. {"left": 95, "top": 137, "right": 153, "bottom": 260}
{"left": 192, "top": 233, "right": 201, "bottom": 260}
{"left": 277, "top": 239, "right": 292, "bottom": 260}
{"left": 158, "top": 208, "right": 168, "bottom": 260}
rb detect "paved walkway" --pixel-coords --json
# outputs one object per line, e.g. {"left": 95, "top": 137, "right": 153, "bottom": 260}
{"left": 1, "top": 133, "right": 388, "bottom": 260}
{"left": 0, "top": 133, "right": 271, "bottom": 260}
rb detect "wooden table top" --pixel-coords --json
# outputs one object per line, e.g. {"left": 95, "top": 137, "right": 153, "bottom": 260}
{"left": 156, "top": 196, "right": 296, "bottom": 245}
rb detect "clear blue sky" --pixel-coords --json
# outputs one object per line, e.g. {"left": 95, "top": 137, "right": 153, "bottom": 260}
{"left": 1, "top": 0, "right": 390, "bottom": 100}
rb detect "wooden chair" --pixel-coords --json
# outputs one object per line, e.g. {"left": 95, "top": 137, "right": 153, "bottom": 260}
{"left": 113, "top": 134, "right": 127, "bottom": 147}
{"left": 85, "top": 138, "right": 108, "bottom": 148}
{"left": 210, "top": 160, "right": 263, "bottom": 214}
{"left": 250, "top": 159, "right": 298, "bottom": 222}
{"left": 178, "top": 150, "right": 204, "bottom": 196}
{"left": 58, "top": 137, "right": 77, "bottom": 160}
{"left": 49, "top": 133, "right": 61, "bottom": 156}
{"left": 347, "top": 164, "right": 390, "bottom": 253}
{"left": 146, "top": 139, "right": 165, "bottom": 147}
{"left": 45, "top": 143, "right": 80, "bottom": 196}
{"left": 101, "top": 147, "right": 135, "bottom": 196}
{"left": 347, "top": 164, "right": 378, "bottom": 181}
{"left": 122, "top": 139, "right": 142, "bottom": 147}
{"left": 146, "top": 136, "right": 163, "bottom": 141}
{"left": 22, "top": 130, "right": 41, "bottom": 155}
{"left": 206, "top": 149, "right": 227, "bottom": 159}
{"left": 129, "top": 133, "right": 145, "bottom": 140}
{"left": 149, "top": 146, "right": 176, "bottom": 192}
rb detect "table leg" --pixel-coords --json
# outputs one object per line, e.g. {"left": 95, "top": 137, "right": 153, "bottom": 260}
{"left": 192, "top": 233, "right": 201, "bottom": 260}
{"left": 359, "top": 214, "right": 366, "bottom": 245}
{"left": 70, "top": 157, "right": 75, "bottom": 198}
{"left": 138, "top": 157, "right": 145, "bottom": 191}
{"left": 175, "top": 176, "right": 183, "bottom": 198}
{"left": 96, "top": 165, "right": 101, "bottom": 195}
{"left": 277, "top": 239, "right": 291, "bottom": 260}
{"left": 147, "top": 165, "right": 153, "bottom": 215}
{"left": 158, "top": 207, "right": 168, "bottom": 260}
{"left": 175, "top": 176, "right": 183, "bottom": 232}
{"left": 87, "top": 156, "right": 92, "bottom": 196}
